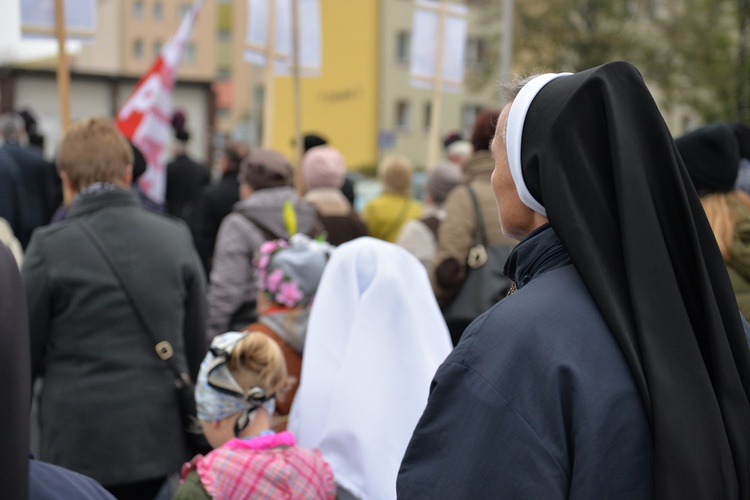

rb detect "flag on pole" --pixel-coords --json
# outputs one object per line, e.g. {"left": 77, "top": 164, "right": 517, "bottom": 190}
{"left": 245, "top": 0, "right": 321, "bottom": 76}
{"left": 410, "top": 0, "right": 467, "bottom": 93}
{"left": 116, "top": 0, "right": 204, "bottom": 204}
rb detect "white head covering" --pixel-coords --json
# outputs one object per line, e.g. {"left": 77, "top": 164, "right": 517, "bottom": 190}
{"left": 506, "top": 72, "right": 572, "bottom": 217}
{"left": 288, "top": 237, "right": 452, "bottom": 500}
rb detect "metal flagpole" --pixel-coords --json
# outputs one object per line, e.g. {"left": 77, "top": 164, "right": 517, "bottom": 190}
{"left": 54, "top": 0, "right": 71, "bottom": 132}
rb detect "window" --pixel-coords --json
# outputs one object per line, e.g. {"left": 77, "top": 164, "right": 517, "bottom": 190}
{"left": 133, "top": 1, "right": 144, "bottom": 19}
{"left": 153, "top": 40, "right": 162, "bottom": 57}
{"left": 423, "top": 102, "right": 432, "bottom": 132}
{"left": 465, "top": 37, "right": 487, "bottom": 69}
{"left": 184, "top": 43, "right": 196, "bottom": 63}
{"left": 395, "top": 100, "right": 411, "bottom": 132}
{"left": 461, "top": 104, "right": 483, "bottom": 138}
{"left": 133, "top": 38, "right": 144, "bottom": 59}
{"left": 396, "top": 31, "right": 410, "bottom": 65}
{"left": 153, "top": 1, "right": 163, "bottom": 20}
{"left": 218, "top": 30, "right": 232, "bottom": 43}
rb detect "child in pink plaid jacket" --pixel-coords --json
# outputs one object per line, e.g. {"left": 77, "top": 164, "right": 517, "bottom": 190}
{"left": 174, "top": 331, "right": 336, "bottom": 500}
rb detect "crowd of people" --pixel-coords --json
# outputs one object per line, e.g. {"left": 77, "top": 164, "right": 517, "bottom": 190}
{"left": 1, "top": 59, "right": 750, "bottom": 499}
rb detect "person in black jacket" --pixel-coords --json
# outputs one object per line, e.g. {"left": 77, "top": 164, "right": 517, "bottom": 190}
{"left": 192, "top": 142, "right": 248, "bottom": 274}
{"left": 165, "top": 111, "right": 210, "bottom": 227}
{"left": 23, "top": 117, "right": 208, "bottom": 500}
{"left": 0, "top": 112, "right": 57, "bottom": 247}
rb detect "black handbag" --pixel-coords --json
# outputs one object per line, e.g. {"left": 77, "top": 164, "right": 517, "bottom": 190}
{"left": 442, "top": 186, "right": 512, "bottom": 344}
{"left": 78, "top": 222, "right": 212, "bottom": 457}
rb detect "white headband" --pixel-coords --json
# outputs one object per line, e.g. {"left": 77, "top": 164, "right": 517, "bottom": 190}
{"left": 506, "top": 72, "right": 572, "bottom": 217}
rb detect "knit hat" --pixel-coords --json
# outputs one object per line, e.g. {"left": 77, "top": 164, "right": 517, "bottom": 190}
{"left": 733, "top": 123, "right": 750, "bottom": 160}
{"left": 446, "top": 140, "right": 473, "bottom": 163}
{"left": 443, "top": 131, "right": 462, "bottom": 149}
{"left": 303, "top": 133, "right": 328, "bottom": 153}
{"left": 239, "top": 149, "right": 293, "bottom": 191}
{"left": 676, "top": 123, "right": 741, "bottom": 195}
{"left": 425, "top": 163, "right": 462, "bottom": 205}
{"left": 255, "top": 234, "right": 333, "bottom": 308}
{"left": 302, "top": 145, "right": 347, "bottom": 189}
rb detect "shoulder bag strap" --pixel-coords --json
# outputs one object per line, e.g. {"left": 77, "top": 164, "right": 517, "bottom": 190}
{"left": 465, "top": 185, "right": 490, "bottom": 269}
{"left": 77, "top": 222, "right": 191, "bottom": 387}
{"left": 383, "top": 197, "right": 413, "bottom": 238}
{"left": 237, "top": 211, "right": 286, "bottom": 241}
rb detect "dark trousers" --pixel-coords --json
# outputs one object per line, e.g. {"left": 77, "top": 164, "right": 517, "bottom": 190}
{"left": 104, "top": 476, "right": 165, "bottom": 500}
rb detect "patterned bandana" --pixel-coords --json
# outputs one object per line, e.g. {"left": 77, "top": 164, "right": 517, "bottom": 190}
{"left": 195, "top": 332, "right": 275, "bottom": 422}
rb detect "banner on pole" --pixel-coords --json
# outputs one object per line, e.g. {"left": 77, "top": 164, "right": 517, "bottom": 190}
{"left": 20, "top": 0, "right": 96, "bottom": 41}
{"left": 244, "top": 0, "right": 321, "bottom": 76}
{"left": 115, "top": 0, "right": 204, "bottom": 204}
{"left": 410, "top": 0, "right": 467, "bottom": 93}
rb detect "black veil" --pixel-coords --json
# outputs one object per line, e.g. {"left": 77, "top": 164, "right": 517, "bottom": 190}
{"left": 517, "top": 61, "right": 750, "bottom": 498}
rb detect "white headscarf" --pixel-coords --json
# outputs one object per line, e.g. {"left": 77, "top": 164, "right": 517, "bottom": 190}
{"left": 288, "top": 237, "right": 452, "bottom": 500}
{"left": 506, "top": 72, "right": 572, "bottom": 217}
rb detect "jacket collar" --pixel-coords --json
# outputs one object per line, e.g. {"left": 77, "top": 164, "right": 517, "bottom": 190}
{"left": 503, "top": 223, "right": 571, "bottom": 290}
{"left": 462, "top": 150, "right": 494, "bottom": 183}
{"left": 66, "top": 187, "right": 141, "bottom": 218}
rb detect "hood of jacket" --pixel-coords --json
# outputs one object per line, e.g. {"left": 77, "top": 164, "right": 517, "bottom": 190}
{"left": 233, "top": 186, "right": 319, "bottom": 238}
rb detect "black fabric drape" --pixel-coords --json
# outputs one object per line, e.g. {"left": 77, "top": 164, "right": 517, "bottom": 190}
{"left": 0, "top": 244, "right": 30, "bottom": 500}
{"left": 519, "top": 61, "right": 750, "bottom": 499}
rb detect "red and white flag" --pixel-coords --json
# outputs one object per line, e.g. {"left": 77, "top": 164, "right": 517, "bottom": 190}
{"left": 116, "top": 0, "right": 204, "bottom": 204}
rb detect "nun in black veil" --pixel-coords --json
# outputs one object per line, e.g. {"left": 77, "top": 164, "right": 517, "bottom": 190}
{"left": 398, "top": 61, "right": 750, "bottom": 499}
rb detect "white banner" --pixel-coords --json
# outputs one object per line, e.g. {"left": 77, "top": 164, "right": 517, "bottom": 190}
{"left": 244, "top": 0, "right": 321, "bottom": 76}
{"left": 410, "top": 0, "right": 467, "bottom": 93}
{"left": 20, "top": 0, "right": 96, "bottom": 41}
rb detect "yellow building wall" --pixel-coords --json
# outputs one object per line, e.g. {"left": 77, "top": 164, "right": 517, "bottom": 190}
{"left": 270, "top": 0, "right": 379, "bottom": 171}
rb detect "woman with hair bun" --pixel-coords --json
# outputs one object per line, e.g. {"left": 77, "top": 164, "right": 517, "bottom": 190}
{"left": 175, "top": 331, "right": 335, "bottom": 500}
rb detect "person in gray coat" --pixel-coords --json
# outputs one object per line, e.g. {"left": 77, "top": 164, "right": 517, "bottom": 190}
{"left": 22, "top": 117, "right": 208, "bottom": 500}
{"left": 207, "top": 149, "right": 321, "bottom": 338}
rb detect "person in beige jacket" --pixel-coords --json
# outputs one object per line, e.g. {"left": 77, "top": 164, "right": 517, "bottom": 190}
{"left": 431, "top": 109, "right": 517, "bottom": 344}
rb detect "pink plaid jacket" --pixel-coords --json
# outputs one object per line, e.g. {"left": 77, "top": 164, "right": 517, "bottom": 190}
{"left": 182, "top": 431, "right": 336, "bottom": 500}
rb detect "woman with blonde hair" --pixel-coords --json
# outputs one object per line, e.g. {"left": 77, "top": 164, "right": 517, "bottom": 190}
{"left": 676, "top": 123, "right": 750, "bottom": 321}
{"left": 175, "top": 331, "right": 335, "bottom": 499}
{"left": 362, "top": 154, "right": 422, "bottom": 242}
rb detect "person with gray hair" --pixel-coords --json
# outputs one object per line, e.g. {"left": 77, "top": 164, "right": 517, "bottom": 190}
{"left": 396, "top": 164, "right": 462, "bottom": 272}
{"left": 398, "top": 61, "right": 750, "bottom": 498}
{"left": 0, "top": 112, "right": 57, "bottom": 247}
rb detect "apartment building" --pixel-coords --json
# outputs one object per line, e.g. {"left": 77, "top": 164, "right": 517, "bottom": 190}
{"left": 1, "top": 0, "right": 216, "bottom": 161}
{"left": 220, "top": 0, "right": 502, "bottom": 171}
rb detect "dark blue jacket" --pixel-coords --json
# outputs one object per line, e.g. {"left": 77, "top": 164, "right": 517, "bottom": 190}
{"left": 398, "top": 224, "right": 653, "bottom": 499}
{"left": 0, "top": 142, "right": 57, "bottom": 247}
{"left": 30, "top": 458, "right": 115, "bottom": 500}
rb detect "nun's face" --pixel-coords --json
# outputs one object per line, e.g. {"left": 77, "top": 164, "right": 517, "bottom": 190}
{"left": 490, "top": 103, "right": 539, "bottom": 240}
